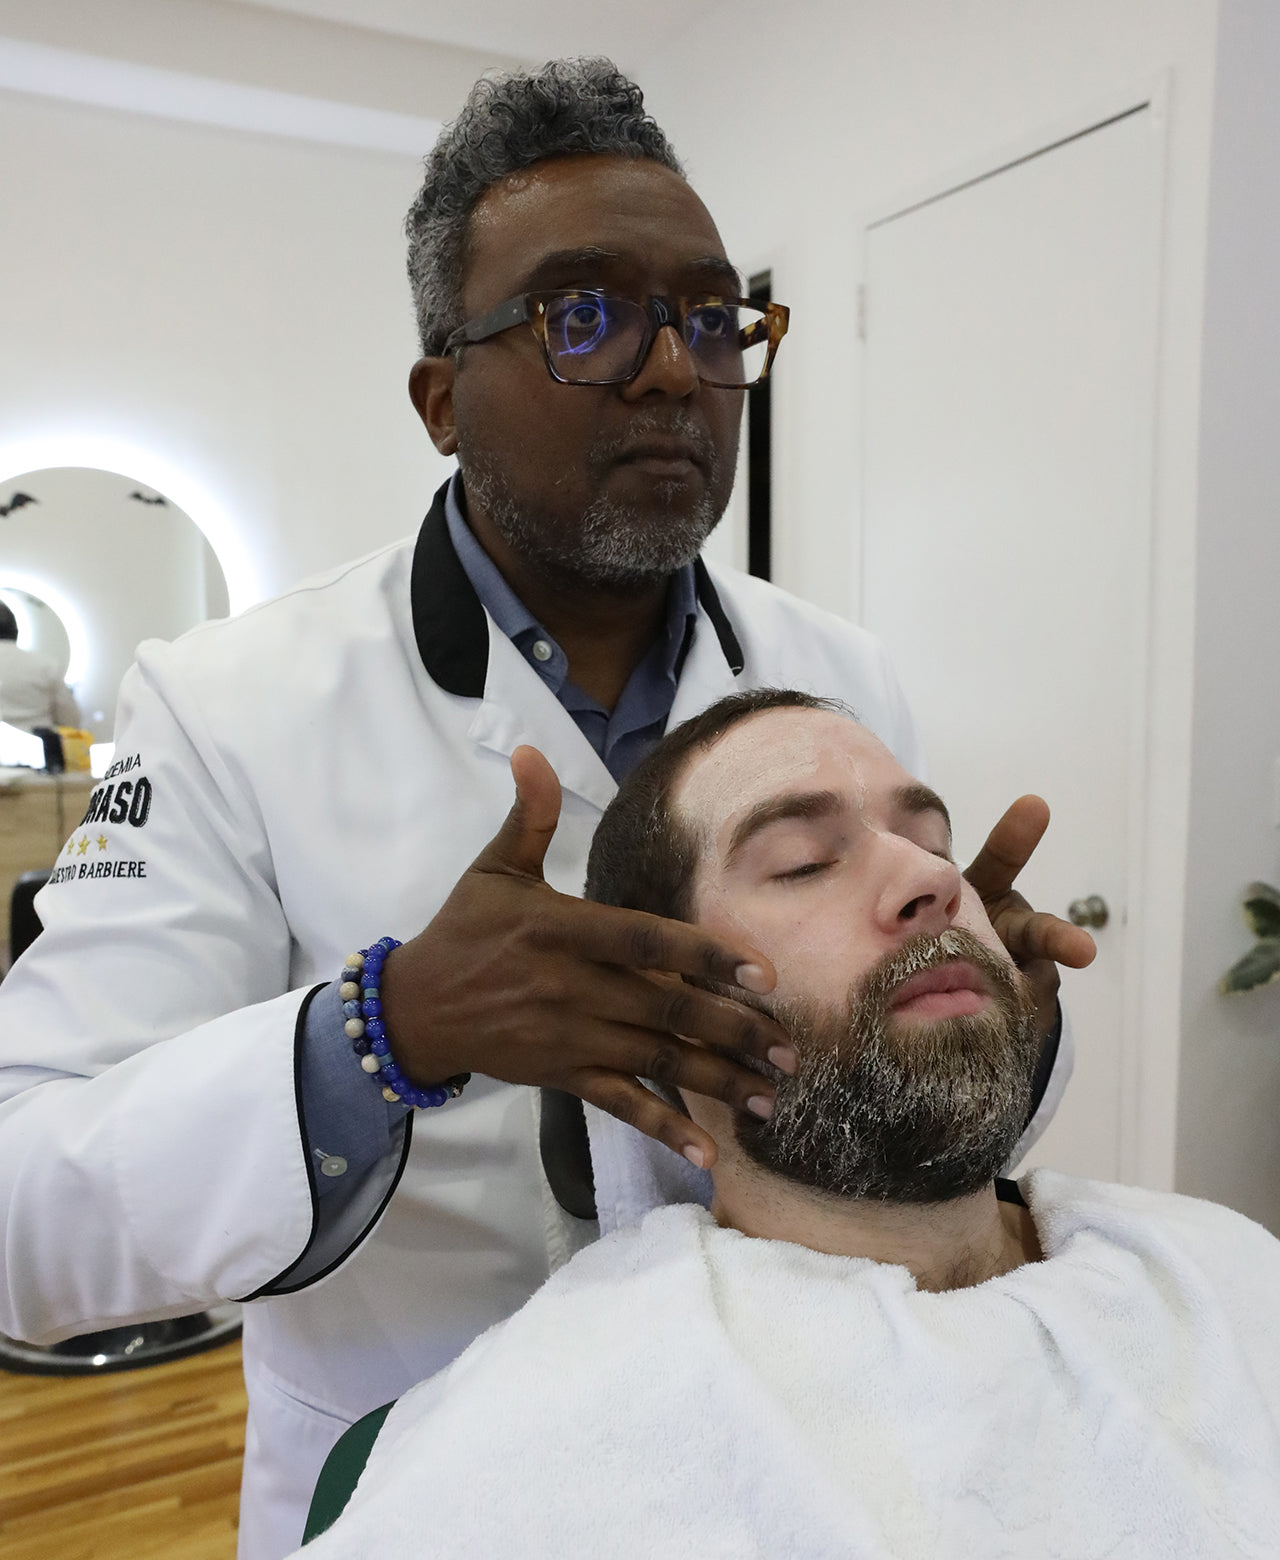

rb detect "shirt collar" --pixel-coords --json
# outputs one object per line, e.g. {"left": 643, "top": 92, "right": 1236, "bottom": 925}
{"left": 409, "top": 478, "right": 745, "bottom": 697}
{"left": 444, "top": 474, "right": 542, "bottom": 646}
{"left": 443, "top": 472, "right": 700, "bottom": 699}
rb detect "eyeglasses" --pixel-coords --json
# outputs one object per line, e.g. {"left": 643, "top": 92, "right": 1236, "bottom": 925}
{"left": 443, "top": 290, "right": 789, "bottom": 388}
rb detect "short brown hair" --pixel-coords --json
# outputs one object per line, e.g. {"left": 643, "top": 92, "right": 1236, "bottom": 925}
{"left": 583, "top": 689, "right": 848, "bottom": 919}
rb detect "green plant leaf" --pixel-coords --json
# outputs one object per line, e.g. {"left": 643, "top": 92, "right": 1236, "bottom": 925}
{"left": 1220, "top": 937, "right": 1280, "bottom": 994}
{"left": 1243, "top": 881, "right": 1280, "bottom": 939}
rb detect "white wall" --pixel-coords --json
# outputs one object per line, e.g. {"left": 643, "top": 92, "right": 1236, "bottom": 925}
{"left": 636, "top": 0, "right": 1220, "bottom": 1198}
{"left": 1175, "top": 0, "right": 1280, "bottom": 1230}
{"left": 0, "top": 83, "right": 461, "bottom": 600}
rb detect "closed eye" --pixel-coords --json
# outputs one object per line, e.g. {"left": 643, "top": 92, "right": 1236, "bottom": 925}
{"left": 774, "top": 860, "right": 834, "bottom": 882}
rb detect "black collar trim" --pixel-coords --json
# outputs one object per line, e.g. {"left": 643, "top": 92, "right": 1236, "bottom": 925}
{"left": 409, "top": 480, "right": 746, "bottom": 695}
{"left": 410, "top": 482, "right": 490, "bottom": 698}
{"left": 693, "top": 557, "right": 745, "bottom": 675}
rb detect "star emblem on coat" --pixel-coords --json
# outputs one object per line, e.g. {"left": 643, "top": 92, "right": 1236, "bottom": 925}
{"left": 76, "top": 835, "right": 89, "bottom": 856}
{"left": 96, "top": 835, "right": 108, "bottom": 851}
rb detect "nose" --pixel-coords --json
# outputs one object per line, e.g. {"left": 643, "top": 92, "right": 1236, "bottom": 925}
{"left": 875, "top": 838, "right": 965, "bottom": 941}
{"left": 621, "top": 323, "right": 700, "bottom": 400}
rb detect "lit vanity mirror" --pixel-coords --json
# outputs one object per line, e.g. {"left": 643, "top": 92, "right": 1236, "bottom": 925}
{"left": 0, "top": 466, "right": 240, "bottom": 1369}
{"left": 0, "top": 465, "right": 230, "bottom": 745}
{"left": 0, "top": 463, "right": 230, "bottom": 961}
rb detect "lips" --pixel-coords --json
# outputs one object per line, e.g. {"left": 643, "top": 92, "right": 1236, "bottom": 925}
{"left": 614, "top": 439, "right": 706, "bottom": 475}
{"left": 888, "top": 960, "right": 992, "bottom": 1021}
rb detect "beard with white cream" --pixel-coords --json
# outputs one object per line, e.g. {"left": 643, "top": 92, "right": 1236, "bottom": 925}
{"left": 735, "top": 928, "right": 1039, "bottom": 1205}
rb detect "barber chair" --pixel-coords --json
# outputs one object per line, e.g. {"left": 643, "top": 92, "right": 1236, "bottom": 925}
{"left": 0, "top": 871, "right": 241, "bottom": 1375}
{"left": 304, "top": 1402, "right": 395, "bottom": 1544}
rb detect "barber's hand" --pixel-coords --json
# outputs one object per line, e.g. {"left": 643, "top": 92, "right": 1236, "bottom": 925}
{"left": 963, "top": 795, "right": 1097, "bottom": 1038}
{"left": 379, "top": 746, "right": 797, "bottom": 1169}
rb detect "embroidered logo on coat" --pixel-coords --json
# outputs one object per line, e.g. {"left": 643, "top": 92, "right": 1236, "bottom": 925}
{"left": 47, "top": 752, "right": 151, "bottom": 886}
{"left": 49, "top": 858, "right": 148, "bottom": 885}
{"left": 79, "top": 752, "right": 152, "bottom": 831}
{"left": 79, "top": 775, "right": 152, "bottom": 829}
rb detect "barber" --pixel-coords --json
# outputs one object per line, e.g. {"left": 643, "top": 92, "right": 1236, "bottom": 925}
{"left": 0, "top": 60, "right": 1092, "bottom": 1560}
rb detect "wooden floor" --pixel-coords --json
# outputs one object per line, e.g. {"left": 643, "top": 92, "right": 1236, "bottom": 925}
{"left": 0, "top": 1337, "right": 247, "bottom": 1560}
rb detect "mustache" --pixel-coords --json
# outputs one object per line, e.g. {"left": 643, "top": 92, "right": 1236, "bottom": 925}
{"left": 855, "top": 928, "right": 1028, "bottom": 1031}
{"left": 585, "top": 410, "right": 717, "bottom": 470}
{"left": 716, "top": 928, "right": 1028, "bottom": 1078}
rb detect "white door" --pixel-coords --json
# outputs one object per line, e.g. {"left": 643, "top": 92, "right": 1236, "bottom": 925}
{"left": 860, "top": 104, "right": 1163, "bottom": 1180}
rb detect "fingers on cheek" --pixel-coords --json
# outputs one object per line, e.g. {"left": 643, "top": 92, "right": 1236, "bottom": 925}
{"left": 577, "top": 1073, "right": 711, "bottom": 1163}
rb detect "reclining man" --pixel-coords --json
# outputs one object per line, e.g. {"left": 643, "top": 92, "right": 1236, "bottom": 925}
{"left": 298, "top": 689, "right": 1280, "bottom": 1559}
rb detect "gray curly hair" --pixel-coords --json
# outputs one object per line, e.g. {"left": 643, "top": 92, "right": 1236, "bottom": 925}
{"left": 405, "top": 58, "right": 685, "bottom": 358}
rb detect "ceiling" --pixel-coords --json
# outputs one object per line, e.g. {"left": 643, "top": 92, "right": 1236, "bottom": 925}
{"left": 221, "top": 0, "right": 715, "bottom": 71}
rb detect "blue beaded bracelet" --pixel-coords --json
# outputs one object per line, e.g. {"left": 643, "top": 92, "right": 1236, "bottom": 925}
{"left": 340, "top": 937, "right": 469, "bottom": 1110}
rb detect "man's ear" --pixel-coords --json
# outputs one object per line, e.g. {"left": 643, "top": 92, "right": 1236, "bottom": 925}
{"left": 408, "top": 356, "right": 458, "bottom": 457}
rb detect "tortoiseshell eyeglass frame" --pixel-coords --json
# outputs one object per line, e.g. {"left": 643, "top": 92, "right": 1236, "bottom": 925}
{"left": 442, "top": 290, "right": 790, "bottom": 388}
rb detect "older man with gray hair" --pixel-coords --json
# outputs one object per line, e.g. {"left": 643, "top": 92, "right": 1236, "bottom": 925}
{"left": 0, "top": 64, "right": 1089, "bottom": 1558}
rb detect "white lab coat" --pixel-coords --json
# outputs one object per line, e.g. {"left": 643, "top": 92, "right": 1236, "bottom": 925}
{"left": 0, "top": 492, "right": 1051, "bottom": 1557}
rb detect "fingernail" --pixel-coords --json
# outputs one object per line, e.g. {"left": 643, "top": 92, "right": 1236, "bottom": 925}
{"left": 735, "top": 962, "right": 769, "bottom": 993}
{"left": 746, "top": 1094, "right": 774, "bottom": 1120}
{"left": 682, "top": 1144, "right": 706, "bottom": 1169}
{"left": 767, "top": 1045, "right": 798, "bottom": 1076}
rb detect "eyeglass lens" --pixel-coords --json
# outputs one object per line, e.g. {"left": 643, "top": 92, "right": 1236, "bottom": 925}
{"left": 542, "top": 294, "right": 770, "bottom": 386}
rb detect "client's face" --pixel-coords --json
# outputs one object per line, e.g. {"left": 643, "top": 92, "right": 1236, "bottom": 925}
{"left": 672, "top": 708, "right": 1038, "bottom": 1202}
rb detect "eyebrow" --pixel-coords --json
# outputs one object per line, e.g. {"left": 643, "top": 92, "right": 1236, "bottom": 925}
{"left": 725, "top": 789, "right": 843, "bottom": 868}
{"left": 684, "top": 256, "right": 746, "bottom": 294}
{"left": 520, "top": 246, "right": 624, "bottom": 289}
{"left": 894, "top": 782, "right": 952, "bottom": 842}
{"left": 518, "top": 248, "right": 745, "bottom": 296}
{"left": 723, "top": 781, "right": 953, "bottom": 869}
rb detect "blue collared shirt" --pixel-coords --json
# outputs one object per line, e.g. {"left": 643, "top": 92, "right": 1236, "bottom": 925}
{"left": 443, "top": 476, "right": 698, "bottom": 782}
{"left": 288, "top": 477, "right": 700, "bottom": 1284}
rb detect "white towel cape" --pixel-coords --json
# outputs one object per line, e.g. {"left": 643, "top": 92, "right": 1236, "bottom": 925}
{"left": 297, "top": 1170, "right": 1280, "bottom": 1559}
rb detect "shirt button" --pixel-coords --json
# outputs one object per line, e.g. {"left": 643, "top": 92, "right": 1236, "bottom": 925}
{"left": 319, "top": 1154, "right": 348, "bottom": 1178}
{"left": 532, "top": 639, "right": 553, "bottom": 663}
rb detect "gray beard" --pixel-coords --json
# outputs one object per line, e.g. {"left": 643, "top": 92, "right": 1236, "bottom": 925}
{"left": 459, "top": 412, "right": 729, "bottom": 594}
{"left": 736, "top": 929, "right": 1039, "bottom": 1205}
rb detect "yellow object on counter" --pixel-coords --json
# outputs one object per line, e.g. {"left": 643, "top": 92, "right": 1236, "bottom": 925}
{"left": 55, "top": 728, "right": 94, "bottom": 772}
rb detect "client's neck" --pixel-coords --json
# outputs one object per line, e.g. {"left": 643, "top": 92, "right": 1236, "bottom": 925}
{"left": 711, "top": 1168, "right": 1041, "bottom": 1293}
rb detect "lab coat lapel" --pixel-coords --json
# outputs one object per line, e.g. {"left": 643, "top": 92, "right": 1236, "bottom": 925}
{"left": 408, "top": 490, "right": 747, "bottom": 810}
{"left": 470, "top": 571, "right": 748, "bottom": 806}
{"left": 408, "top": 485, "right": 615, "bottom": 812}
{"left": 469, "top": 626, "right": 617, "bottom": 814}
{"left": 666, "top": 595, "right": 745, "bottom": 731}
